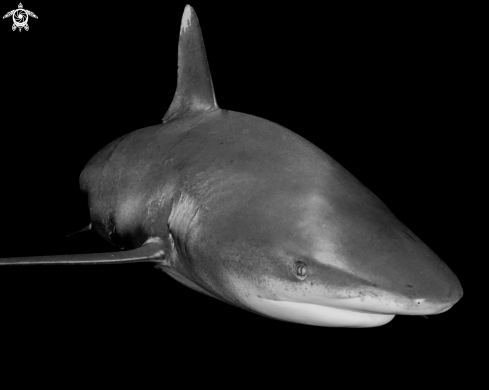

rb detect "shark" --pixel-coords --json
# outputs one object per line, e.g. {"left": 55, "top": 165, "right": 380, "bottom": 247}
{"left": 0, "top": 5, "right": 462, "bottom": 327}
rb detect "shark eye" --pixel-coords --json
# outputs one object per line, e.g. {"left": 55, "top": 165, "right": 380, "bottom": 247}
{"left": 294, "top": 261, "right": 307, "bottom": 280}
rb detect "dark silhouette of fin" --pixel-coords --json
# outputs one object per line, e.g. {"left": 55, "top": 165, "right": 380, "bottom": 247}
{"left": 0, "top": 242, "right": 164, "bottom": 265}
{"left": 163, "top": 5, "right": 218, "bottom": 122}
{"left": 65, "top": 223, "right": 92, "bottom": 238}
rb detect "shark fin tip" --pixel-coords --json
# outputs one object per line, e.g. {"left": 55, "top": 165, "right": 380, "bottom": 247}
{"left": 163, "top": 5, "right": 218, "bottom": 122}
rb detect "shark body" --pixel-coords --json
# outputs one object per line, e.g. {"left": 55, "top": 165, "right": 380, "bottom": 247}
{"left": 0, "top": 6, "right": 462, "bottom": 327}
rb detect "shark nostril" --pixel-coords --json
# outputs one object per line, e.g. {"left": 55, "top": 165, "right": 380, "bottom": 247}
{"left": 406, "top": 284, "right": 414, "bottom": 288}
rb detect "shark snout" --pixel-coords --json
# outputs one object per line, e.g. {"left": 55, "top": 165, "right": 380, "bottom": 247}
{"left": 306, "top": 256, "right": 464, "bottom": 317}
{"left": 298, "top": 242, "right": 463, "bottom": 318}
{"left": 362, "top": 257, "right": 463, "bottom": 316}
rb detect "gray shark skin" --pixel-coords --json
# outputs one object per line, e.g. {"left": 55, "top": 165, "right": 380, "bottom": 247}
{"left": 0, "top": 5, "right": 462, "bottom": 327}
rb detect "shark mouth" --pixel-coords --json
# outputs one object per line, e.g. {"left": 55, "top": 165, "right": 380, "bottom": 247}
{"left": 252, "top": 298, "right": 396, "bottom": 327}
{"left": 249, "top": 294, "right": 456, "bottom": 328}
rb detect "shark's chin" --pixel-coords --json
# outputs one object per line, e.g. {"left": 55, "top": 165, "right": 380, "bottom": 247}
{"left": 253, "top": 298, "right": 396, "bottom": 328}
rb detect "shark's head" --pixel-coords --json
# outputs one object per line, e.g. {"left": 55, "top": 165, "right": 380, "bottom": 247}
{"left": 225, "top": 189, "right": 461, "bottom": 328}
{"left": 175, "top": 111, "right": 463, "bottom": 328}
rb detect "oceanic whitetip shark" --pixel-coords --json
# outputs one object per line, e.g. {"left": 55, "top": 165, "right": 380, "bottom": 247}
{"left": 0, "top": 5, "right": 462, "bottom": 327}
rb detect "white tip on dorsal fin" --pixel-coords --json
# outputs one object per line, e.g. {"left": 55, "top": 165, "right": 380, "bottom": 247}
{"left": 163, "top": 5, "right": 218, "bottom": 122}
{"left": 180, "top": 5, "right": 192, "bottom": 35}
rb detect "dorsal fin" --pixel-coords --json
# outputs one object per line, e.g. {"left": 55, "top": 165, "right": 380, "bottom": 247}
{"left": 163, "top": 5, "right": 218, "bottom": 122}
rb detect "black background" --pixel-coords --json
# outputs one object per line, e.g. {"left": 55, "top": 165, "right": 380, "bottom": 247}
{"left": 0, "top": 0, "right": 478, "bottom": 383}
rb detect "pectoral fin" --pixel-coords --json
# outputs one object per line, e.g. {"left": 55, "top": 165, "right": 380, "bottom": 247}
{"left": 0, "top": 241, "right": 165, "bottom": 266}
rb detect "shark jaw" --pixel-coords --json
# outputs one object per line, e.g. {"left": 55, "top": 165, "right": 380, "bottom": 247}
{"left": 246, "top": 293, "right": 457, "bottom": 328}
{"left": 253, "top": 298, "right": 396, "bottom": 327}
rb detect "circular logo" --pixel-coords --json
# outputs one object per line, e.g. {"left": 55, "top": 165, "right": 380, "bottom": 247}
{"left": 13, "top": 9, "right": 28, "bottom": 27}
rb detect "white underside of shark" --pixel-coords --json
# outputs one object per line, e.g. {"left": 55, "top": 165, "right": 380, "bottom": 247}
{"left": 252, "top": 298, "right": 396, "bottom": 327}
{"left": 250, "top": 295, "right": 453, "bottom": 327}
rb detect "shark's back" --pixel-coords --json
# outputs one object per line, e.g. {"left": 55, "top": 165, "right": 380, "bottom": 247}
{"left": 79, "top": 108, "right": 327, "bottom": 248}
